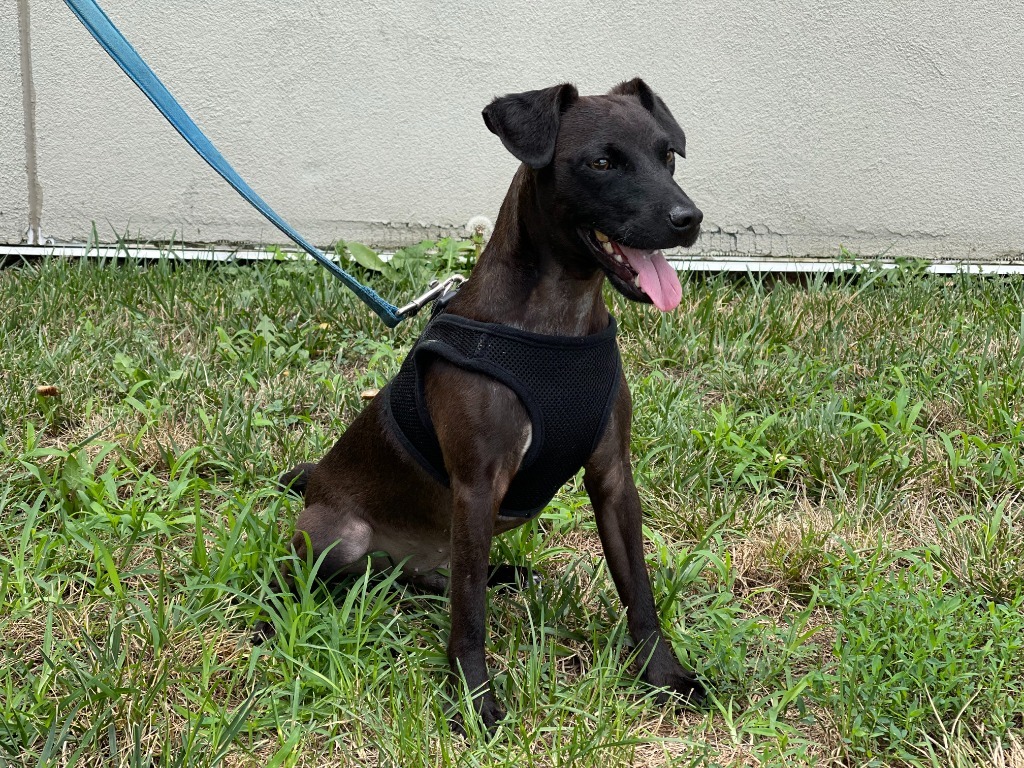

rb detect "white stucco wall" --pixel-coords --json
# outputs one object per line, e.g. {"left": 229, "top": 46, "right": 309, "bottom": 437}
{"left": 1, "top": 1, "right": 28, "bottom": 244}
{"left": 4, "top": 1, "right": 1023, "bottom": 258}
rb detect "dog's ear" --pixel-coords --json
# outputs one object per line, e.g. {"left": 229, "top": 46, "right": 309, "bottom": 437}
{"left": 610, "top": 78, "right": 687, "bottom": 158}
{"left": 482, "top": 84, "right": 579, "bottom": 169}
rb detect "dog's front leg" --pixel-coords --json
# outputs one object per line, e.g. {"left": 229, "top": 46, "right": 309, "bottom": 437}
{"left": 583, "top": 392, "right": 706, "bottom": 705}
{"left": 426, "top": 363, "right": 531, "bottom": 733}
{"left": 446, "top": 479, "right": 505, "bottom": 732}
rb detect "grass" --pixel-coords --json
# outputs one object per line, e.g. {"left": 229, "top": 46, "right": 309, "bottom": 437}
{"left": 1, "top": 249, "right": 1022, "bottom": 767}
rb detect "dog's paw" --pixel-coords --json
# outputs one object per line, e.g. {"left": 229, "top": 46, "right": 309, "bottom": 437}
{"left": 251, "top": 618, "right": 277, "bottom": 645}
{"left": 644, "top": 663, "right": 708, "bottom": 708}
{"left": 478, "top": 695, "right": 507, "bottom": 732}
{"left": 487, "top": 563, "right": 541, "bottom": 592}
{"left": 450, "top": 694, "right": 507, "bottom": 739}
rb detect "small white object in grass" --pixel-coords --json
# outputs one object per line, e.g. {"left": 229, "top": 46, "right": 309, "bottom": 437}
{"left": 360, "top": 389, "right": 379, "bottom": 400}
{"left": 465, "top": 215, "right": 493, "bottom": 241}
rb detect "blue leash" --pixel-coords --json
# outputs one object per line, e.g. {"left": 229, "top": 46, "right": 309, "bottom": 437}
{"left": 63, "top": 0, "right": 407, "bottom": 327}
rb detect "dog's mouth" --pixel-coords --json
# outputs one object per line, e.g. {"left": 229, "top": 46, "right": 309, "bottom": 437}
{"left": 582, "top": 229, "right": 683, "bottom": 312}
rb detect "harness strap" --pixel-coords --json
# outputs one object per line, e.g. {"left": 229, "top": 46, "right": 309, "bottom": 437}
{"left": 63, "top": 0, "right": 406, "bottom": 327}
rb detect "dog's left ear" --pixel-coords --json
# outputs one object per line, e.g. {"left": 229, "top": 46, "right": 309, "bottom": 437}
{"left": 482, "top": 83, "right": 579, "bottom": 169}
{"left": 610, "top": 78, "right": 687, "bottom": 158}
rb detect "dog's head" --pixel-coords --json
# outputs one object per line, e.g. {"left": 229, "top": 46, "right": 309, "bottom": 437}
{"left": 483, "top": 79, "right": 702, "bottom": 312}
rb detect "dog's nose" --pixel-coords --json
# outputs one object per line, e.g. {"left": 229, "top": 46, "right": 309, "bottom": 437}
{"left": 669, "top": 205, "right": 703, "bottom": 231}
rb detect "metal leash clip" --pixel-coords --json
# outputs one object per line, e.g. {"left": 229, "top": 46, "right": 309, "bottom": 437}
{"left": 396, "top": 274, "right": 466, "bottom": 318}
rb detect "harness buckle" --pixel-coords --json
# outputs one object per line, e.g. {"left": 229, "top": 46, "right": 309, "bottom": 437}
{"left": 396, "top": 274, "right": 466, "bottom": 318}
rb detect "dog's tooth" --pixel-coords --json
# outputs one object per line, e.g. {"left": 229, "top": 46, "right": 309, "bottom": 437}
{"left": 634, "top": 275, "right": 641, "bottom": 288}
{"left": 614, "top": 253, "right": 624, "bottom": 263}
{"left": 602, "top": 241, "right": 614, "bottom": 255}
{"left": 594, "top": 230, "right": 609, "bottom": 242}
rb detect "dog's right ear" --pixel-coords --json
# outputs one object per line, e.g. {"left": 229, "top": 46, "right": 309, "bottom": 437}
{"left": 482, "top": 84, "right": 579, "bottom": 169}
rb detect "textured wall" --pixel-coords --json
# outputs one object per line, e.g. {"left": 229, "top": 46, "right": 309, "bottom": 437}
{"left": 1, "top": 1, "right": 28, "bottom": 245}
{"left": 3, "top": 1, "right": 1023, "bottom": 258}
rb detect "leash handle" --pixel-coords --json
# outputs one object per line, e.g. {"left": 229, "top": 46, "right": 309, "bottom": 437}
{"left": 63, "top": 0, "right": 405, "bottom": 327}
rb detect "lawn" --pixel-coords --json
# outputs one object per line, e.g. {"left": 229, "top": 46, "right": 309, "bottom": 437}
{"left": 1, "top": 250, "right": 1022, "bottom": 767}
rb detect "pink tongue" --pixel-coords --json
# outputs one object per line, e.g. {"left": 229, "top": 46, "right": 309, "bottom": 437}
{"left": 618, "top": 245, "right": 683, "bottom": 311}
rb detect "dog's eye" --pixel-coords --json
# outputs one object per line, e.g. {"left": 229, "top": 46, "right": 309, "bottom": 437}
{"left": 666, "top": 150, "right": 676, "bottom": 169}
{"left": 588, "top": 158, "right": 611, "bottom": 171}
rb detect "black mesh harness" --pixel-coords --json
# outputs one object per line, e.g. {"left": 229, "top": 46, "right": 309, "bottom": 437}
{"left": 383, "top": 312, "right": 622, "bottom": 518}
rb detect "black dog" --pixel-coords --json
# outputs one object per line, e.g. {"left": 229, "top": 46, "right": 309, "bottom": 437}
{"left": 273, "top": 78, "right": 705, "bottom": 732}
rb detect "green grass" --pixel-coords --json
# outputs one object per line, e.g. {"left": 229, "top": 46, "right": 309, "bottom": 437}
{"left": 1, "top": 252, "right": 1022, "bottom": 767}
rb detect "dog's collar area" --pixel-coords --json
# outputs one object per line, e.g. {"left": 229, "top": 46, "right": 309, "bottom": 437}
{"left": 396, "top": 274, "right": 466, "bottom": 319}
{"left": 430, "top": 311, "right": 618, "bottom": 346}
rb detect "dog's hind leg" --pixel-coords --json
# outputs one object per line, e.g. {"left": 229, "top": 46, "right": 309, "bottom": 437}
{"left": 487, "top": 564, "right": 539, "bottom": 591}
{"left": 254, "top": 503, "right": 374, "bottom": 642}
{"left": 259, "top": 462, "right": 318, "bottom": 614}
{"left": 290, "top": 503, "right": 375, "bottom": 582}
{"left": 400, "top": 564, "right": 539, "bottom": 597}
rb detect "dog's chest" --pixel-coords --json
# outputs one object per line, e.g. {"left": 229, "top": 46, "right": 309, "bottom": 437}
{"left": 384, "top": 313, "right": 622, "bottom": 518}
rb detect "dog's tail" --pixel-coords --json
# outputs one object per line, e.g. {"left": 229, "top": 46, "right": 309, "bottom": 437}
{"left": 278, "top": 462, "right": 316, "bottom": 498}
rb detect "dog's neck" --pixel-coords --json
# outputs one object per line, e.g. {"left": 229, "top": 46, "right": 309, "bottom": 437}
{"left": 447, "top": 166, "right": 610, "bottom": 337}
